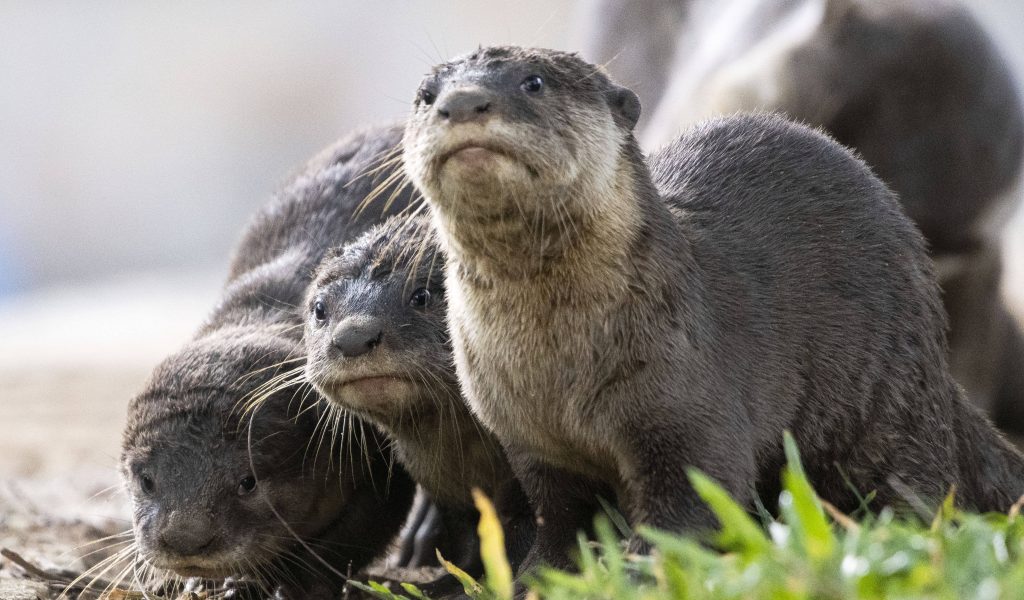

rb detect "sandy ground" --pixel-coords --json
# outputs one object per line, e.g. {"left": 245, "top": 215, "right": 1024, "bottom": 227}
{"left": 0, "top": 274, "right": 217, "bottom": 598}
{"left": 0, "top": 368, "right": 144, "bottom": 599}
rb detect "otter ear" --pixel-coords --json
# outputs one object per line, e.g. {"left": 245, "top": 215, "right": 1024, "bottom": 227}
{"left": 605, "top": 85, "right": 641, "bottom": 131}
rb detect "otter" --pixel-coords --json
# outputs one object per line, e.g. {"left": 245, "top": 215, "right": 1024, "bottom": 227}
{"left": 303, "top": 214, "right": 534, "bottom": 591}
{"left": 401, "top": 46, "right": 1024, "bottom": 576}
{"left": 120, "top": 124, "right": 418, "bottom": 599}
{"left": 586, "top": 0, "right": 1024, "bottom": 432}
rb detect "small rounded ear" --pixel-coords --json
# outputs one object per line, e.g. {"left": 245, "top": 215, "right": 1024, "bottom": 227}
{"left": 605, "top": 85, "right": 641, "bottom": 131}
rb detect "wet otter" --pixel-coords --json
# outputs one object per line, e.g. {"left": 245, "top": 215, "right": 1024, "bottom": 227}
{"left": 120, "top": 124, "right": 417, "bottom": 599}
{"left": 402, "top": 46, "right": 1024, "bottom": 575}
{"left": 586, "top": 0, "right": 1024, "bottom": 431}
{"left": 303, "top": 214, "right": 533, "bottom": 589}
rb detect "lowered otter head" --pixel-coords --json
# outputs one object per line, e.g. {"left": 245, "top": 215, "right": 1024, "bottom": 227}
{"left": 120, "top": 327, "right": 352, "bottom": 584}
{"left": 303, "top": 216, "right": 452, "bottom": 430}
{"left": 403, "top": 46, "right": 648, "bottom": 277}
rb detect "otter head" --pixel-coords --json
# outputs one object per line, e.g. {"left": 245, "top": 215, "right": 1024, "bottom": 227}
{"left": 120, "top": 328, "right": 348, "bottom": 583}
{"left": 402, "top": 46, "right": 644, "bottom": 271}
{"left": 303, "top": 216, "right": 454, "bottom": 427}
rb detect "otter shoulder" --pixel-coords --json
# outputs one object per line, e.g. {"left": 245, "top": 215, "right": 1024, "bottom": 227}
{"left": 648, "top": 112, "right": 886, "bottom": 212}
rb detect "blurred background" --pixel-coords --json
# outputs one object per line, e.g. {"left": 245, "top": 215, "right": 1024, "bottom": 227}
{"left": 0, "top": 0, "right": 1022, "bottom": 541}
{"left": 0, "top": 0, "right": 586, "bottom": 497}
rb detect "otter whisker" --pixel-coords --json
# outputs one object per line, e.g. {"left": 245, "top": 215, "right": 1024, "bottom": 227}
{"left": 127, "top": 555, "right": 161, "bottom": 600}
{"left": 245, "top": 411, "right": 351, "bottom": 584}
{"left": 271, "top": 548, "right": 323, "bottom": 591}
{"left": 381, "top": 179, "right": 419, "bottom": 217}
{"left": 301, "top": 391, "right": 334, "bottom": 471}
{"left": 83, "top": 483, "right": 125, "bottom": 503}
{"left": 287, "top": 378, "right": 321, "bottom": 421}
{"left": 60, "top": 542, "right": 137, "bottom": 598}
{"left": 524, "top": 8, "right": 560, "bottom": 48}
{"left": 354, "top": 166, "right": 410, "bottom": 218}
{"left": 233, "top": 360, "right": 306, "bottom": 412}
{"left": 60, "top": 529, "right": 134, "bottom": 563}
{"left": 347, "top": 144, "right": 404, "bottom": 186}
{"left": 63, "top": 536, "right": 134, "bottom": 568}
{"left": 380, "top": 200, "right": 432, "bottom": 284}
{"left": 241, "top": 555, "right": 274, "bottom": 598}
{"left": 342, "top": 407, "right": 356, "bottom": 486}
{"left": 252, "top": 546, "right": 297, "bottom": 597}
{"left": 235, "top": 366, "right": 307, "bottom": 422}
{"left": 307, "top": 380, "right": 341, "bottom": 474}
{"left": 98, "top": 560, "right": 135, "bottom": 599}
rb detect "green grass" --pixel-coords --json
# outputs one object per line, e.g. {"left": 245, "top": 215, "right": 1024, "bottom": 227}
{"left": 355, "top": 433, "right": 1024, "bottom": 599}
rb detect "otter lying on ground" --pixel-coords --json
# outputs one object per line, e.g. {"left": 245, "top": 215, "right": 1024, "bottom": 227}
{"left": 120, "top": 125, "right": 417, "bottom": 599}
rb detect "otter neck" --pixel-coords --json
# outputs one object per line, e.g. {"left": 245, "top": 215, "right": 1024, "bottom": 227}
{"left": 383, "top": 389, "right": 509, "bottom": 504}
{"left": 431, "top": 148, "right": 653, "bottom": 285}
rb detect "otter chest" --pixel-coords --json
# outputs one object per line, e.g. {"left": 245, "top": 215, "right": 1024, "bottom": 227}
{"left": 447, "top": 284, "right": 620, "bottom": 479}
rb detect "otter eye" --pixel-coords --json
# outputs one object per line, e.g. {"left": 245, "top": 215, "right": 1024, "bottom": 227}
{"left": 238, "top": 475, "right": 257, "bottom": 496}
{"left": 313, "top": 300, "right": 327, "bottom": 323}
{"left": 140, "top": 474, "right": 155, "bottom": 495}
{"left": 419, "top": 88, "right": 436, "bottom": 106}
{"left": 410, "top": 288, "right": 431, "bottom": 308}
{"left": 521, "top": 75, "right": 544, "bottom": 94}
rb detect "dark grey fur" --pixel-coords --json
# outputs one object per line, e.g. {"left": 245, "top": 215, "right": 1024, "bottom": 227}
{"left": 587, "top": 0, "right": 1024, "bottom": 433}
{"left": 402, "top": 46, "right": 1024, "bottom": 577}
{"left": 121, "top": 124, "right": 417, "bottom": 599}
{"left": 304, "top": 214, "right": 533, "bottom": 588}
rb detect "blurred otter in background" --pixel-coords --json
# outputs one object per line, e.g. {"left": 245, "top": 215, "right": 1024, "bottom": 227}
{"left": 583, "top": 0, "right": 1024, "bottom": 436}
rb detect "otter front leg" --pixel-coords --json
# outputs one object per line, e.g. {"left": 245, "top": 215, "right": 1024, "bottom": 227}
{"left": 615, "top": 407, "right": 757, "bottom": 551}
{"left": 395, "top": 488, "right": 434, "bottom": 567}
{"left": 509, "top": 454, "right": 611, "bottom": 577}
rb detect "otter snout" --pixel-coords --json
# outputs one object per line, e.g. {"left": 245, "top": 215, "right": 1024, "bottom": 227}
{"left": 437, "top": 88, "right": 494, "bottom": 124}
{"left": 332, "top": 315, "right": 384, "bottom": 358}
{"left": 159, "top": 509, "right": 217, "bottom": 556}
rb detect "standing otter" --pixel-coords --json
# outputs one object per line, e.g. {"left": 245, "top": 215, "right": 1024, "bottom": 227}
{"left": 303, "top": 214, "right": 534, "bottom": 590}
{"left": 586, "top": 0, "right": 1024, "bottom": 431}
{"left": 120, "top": 124, "right": 417, "bottom": 599}
{"left": 402, "top": 46, "right": 1024, "bottom": 575}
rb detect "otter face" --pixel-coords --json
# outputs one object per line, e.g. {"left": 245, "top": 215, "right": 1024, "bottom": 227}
{"left": 121, "top": 336, "right": 347, "bottom": 582}
{"left": 403, "top": 46, "right": 641, "bottom": 218}
{"left": 304, "top": 217, "right": 455, "bottom": 426}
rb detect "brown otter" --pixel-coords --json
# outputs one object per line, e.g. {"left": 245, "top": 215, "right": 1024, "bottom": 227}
{"left": 120, "top": 124, "right": 417, "bottom": 599}
{"left": 303, "top": 214, "right": 534, "bottom": 591}
{"left": 587, "top": 0, "right": 1024, "bottom": 432}
{"left": 402, "top": 46, "right": 1024, "bottom": 576}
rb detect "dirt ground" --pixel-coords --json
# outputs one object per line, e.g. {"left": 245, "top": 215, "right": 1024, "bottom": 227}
{"left": 0, "top": 368, "right": 141, "bottom": 599}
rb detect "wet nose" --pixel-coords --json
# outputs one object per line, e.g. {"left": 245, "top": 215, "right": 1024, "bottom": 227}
{"left": 332, "top": 316, "right": 384, "bottom": 358}
{"left": 437, "top": 89, "right": 492, "bottom": 124}
{"left": 159, "top": 510, "right": 216, "bottom": 556}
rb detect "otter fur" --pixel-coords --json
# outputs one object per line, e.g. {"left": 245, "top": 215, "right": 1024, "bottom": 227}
{"left": 121, "top": 124, "right": 417, "bottom": 599}
{"left": 402, "top": 46, "right": 1024, "bottom": 575}
{"left": 586, "top": 0, "right": 1024, "bottom": 431}
{"left": 303, "top": 215, "right": 534, "bottom": 590}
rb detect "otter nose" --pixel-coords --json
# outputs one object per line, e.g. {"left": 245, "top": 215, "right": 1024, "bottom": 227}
{"left": 437, "top": 89, "right": 492, "bottom": 124}
{"left": 332, "top": 316, "right": 384, "bottom": 358}
{"left": 159, "top": 510, "right": 216, "bottom": 556}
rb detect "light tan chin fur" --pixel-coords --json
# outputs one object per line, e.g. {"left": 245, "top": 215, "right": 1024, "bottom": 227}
{"left": 149, "top": 544, "right": 256, "bottom": 579}
{"left": 322, "top": 376, "right": 417, "bottom": 416}
{"left": 407, "top": 107, "right": 640, "bottom": 283}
